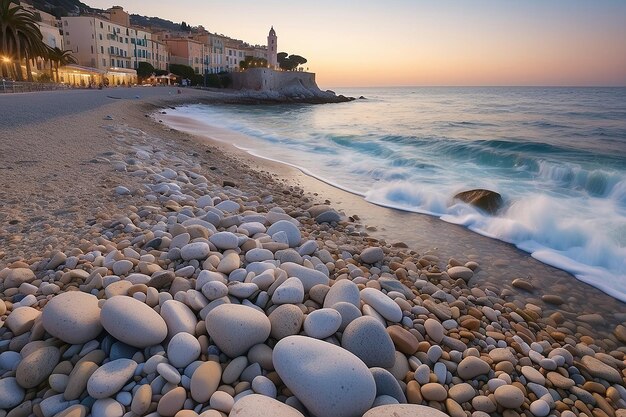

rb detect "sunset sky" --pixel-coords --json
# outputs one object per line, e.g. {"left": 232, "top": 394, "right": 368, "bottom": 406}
{"left": 85, "top": 0, "right": 626, "bottom": 88}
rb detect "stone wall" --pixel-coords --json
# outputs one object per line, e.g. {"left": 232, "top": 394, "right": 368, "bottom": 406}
{"left": 231, "top": 68, "right": 318, "bottom": 92}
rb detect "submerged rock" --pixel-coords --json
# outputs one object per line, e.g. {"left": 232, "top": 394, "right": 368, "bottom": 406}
{"left": 453, "top": 189, "right": 503, "bottom": 214}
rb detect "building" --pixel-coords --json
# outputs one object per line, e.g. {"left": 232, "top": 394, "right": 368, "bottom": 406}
{"left": 267, "top": 26, "right": 277, "bottom": 69}
{"left": 165, "top": 38, "right": 206, "bottom": 74}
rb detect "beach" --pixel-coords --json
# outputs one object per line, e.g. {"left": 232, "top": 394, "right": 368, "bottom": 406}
{"left": 0, "top": 87, "right": 625, "bottom": 417}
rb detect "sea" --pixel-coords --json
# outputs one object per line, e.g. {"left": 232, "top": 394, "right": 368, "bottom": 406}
{"left": 165, "top": 87, "right": 626, "bottom": 302}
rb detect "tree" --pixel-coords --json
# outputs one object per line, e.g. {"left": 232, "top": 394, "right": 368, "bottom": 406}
{"left": 277, "top": 52, "right": 307, "bottom": 71}
{"left": 239, "top": 55, "right": 267, "bottom": 70}
{"left": 136, "top": 61, "right": 155, "bottom": 81}
{"left": 180, "top": 21, "right": 189, "bottom": 31}
{"left": 0, "top": 0, "right": 47, "bottom": 80}
{"left": 47, "top": 46, "right": 77, "bottom": 82}
{"left": 168, "top": 63, "right": 195, "bottom": 79}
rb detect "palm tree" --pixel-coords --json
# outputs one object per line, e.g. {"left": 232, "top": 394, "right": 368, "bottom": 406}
{"left": 0, "top": 0, "right": 45, "bottom": 80}
{"left": 47, "top": 46, "right": 77, "bottom": 82}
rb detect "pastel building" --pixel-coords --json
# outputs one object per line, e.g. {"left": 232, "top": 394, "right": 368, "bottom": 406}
{"left": 165, "top": 38, "right": 207, "bottom": 74}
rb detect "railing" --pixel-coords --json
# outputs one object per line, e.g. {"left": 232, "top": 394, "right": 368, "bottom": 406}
{"left": 0, "top": 81, "right": 71, "bottom": 93}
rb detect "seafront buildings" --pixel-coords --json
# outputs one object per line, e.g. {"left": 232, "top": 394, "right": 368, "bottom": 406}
{"left": 21, "top": 3, "right": 278, "bottom": 86}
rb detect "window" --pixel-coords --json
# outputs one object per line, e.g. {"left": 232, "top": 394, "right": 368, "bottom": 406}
{"left": 102, "top": 58, "right": 106, "bottom": 66}
{"left": 101, "top": 46, "right": 104, "bottom": 54}
{"left": 99, "top": 34, "right": 102, "bottom": 40}
{"left": 111, "top": 59, "right": 114, "bottom": 66}
{"left": 65, "top": 32, "right": 69, "bottom": 35}
{"left": 91, "top": 46, "right": 93, "bottom": 54}
{"left": 64, "top": 20, "right": 68, "bottom": 26}
{"left": 100, "top": 22, "right": 103, "bottom": 29}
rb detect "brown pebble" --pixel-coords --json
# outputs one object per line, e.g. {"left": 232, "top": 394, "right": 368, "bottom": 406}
{"left": 386, "top": 325, "right": 419, "bottom": 355}
{"left": 406, "top": 380, "right": 423, "bottom": 404}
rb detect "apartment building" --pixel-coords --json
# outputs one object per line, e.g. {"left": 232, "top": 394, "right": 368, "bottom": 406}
{"left": 165, "top": 38, "right": 206, "bottom": 74}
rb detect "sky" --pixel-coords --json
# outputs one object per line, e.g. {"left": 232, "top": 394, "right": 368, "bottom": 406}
{"left": 85, "top": 0, "right": 626, "bottom": 88}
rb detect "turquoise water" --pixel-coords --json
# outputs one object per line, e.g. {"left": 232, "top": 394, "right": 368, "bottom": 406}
{"left": 168, "top": 87, "right": 626, "bottom": 301}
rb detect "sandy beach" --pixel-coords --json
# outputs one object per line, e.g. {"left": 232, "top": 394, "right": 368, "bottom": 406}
{"left": 0, "top": 88, "right": 625, "bottom": 417}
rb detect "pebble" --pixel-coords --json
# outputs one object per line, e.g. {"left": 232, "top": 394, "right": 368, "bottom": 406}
{"left": 205, "top": 303, "right": 271, "bottom": 357}
{"left": 457, "top": 356, "right": 490, "bottom": 379}
{"left": 267, "top": 220, "right": 301, "bottom": 247}
{"left": 281, "top": 262, "right": 329, "bottom": 291}
{"left": 324, "top": 279, "right": 361, "bottom": 308}
{"left": 161, "top": 299, "right": 197, "bottom": 337}
{"left": 5, "top": 306, "right": 40, "bottom": 335}
{"left": 272, "top": 277, "right": 305, "bottom": 304}
{"left": 424, "top": 318, "right": 445, "bottom": 343}
{"left": 229, "top": 394, "right": 305, "bottom": 417}
{"left": 87, "top": 359, "right": 137, "bottom": 399}
{"left": 101, "top": 295, "right": 167, "bottom": 347}
{"left": 362, "top": 404, "right": 450, "bottom": 417}
{"left": 180, "top": 242, "right": 211, "bottom": 260}
{"left": 0, "top": 377, "right": 25, "bottom": 409}
{"left": 41, "top": 291, "right": 103, "bottom": 344}
{"left": 269, "top": 304, "right": 304, "bottom": 340}
{"left": 210, "top": 390, "right": 235, "bottom": 413}
{"left": 386, "top": 325, "right": 419, "bottom": 355}
{"left": 341, "top": 316, "right": 396, "bottom": 368}
{"left": 530, "top": 399, "right": 551, "bottom": 417}
{"left": 190, "top": 361, "right": 221, "bottom": 402}
{"left": 16, "top": 346, "right": 60, "bottom": 388}
{"left": 580, "top": 355, "right": 623, "bottom": 383}
{"left": 91, "top": 398, "right": 124, "bottom": 417}
{"left": 167, "top": 332, "right": 201, "bottom": 368}
{"left": 448, "top": 382, "right": 476, "bottom": 403}
{"left": 273, "top": 335, "right": 376, "bottom": 417}
{"left": 494, "top": 385, "right": 525, "bottom": 408}
{"left": 447, "top": 266, "right": 473, "bottom": 281}
{"left": 360, "top": 287, "right": 403, "bottom": 322}
{"left": 157, "top": 386, "right": 186, "bottom": 416}
{"left": 360, "top": 247, "right": 384, "bottom": 264}
{"left": 303, "top": 308, "right": 342, "bottom": 339}
{"left": 130, "top": 384, "right": 152, "bottom": 415}
{"left": 421, "top": 383, "right": 447, "bottom": 401}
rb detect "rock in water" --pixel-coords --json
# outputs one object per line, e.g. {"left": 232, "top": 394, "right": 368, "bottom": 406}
{"left": 101, "top": 296, "right": 167, "bottom": 348}
{"left": 228, "top": 394, "right": 305, "bottom": 417}
{"left": 205, "top": 304, "right": 271, "bottom": 357}
{"left": 42, "top": 291, "right": 103, "bottom": 344}
{"left": 273, "top": 335, "right": 376, "bottom": 417}
{"left": 453, "top": 189, "right": 503, "bottom": 214}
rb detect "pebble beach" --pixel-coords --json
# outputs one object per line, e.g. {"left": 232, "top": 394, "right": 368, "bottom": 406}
{"left": 0, "top": 88, "right": 625, "bottom": 417}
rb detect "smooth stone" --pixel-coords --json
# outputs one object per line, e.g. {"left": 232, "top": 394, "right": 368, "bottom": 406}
{"left": 272, "top": 277, "right": 305, "bottom": 305}
{"left": 161, "top": 299, "right": 197, "bottom": 337}
{"left": 0, "top": 351, "right": 21, "bottom": 371}
{"left": 5, "top": 306, "right": 40, "bottom": 335}
{"left": 362, "top": 404, "right": 450, "bottom": 417}
{"left": 190, "top": 361, "right": 221, "bottom": 403}
{"left": 228, "top": 394, "right": 305, "bottom": 417}
{"left": 91, "top": 398, "right": 124, "bottom": 417}
{"left": 167, "top": 332, "right": 201, "bottom": 368}
{"left": 360, "top": 247, "right": 384, "bottom": 264}
{"left": 42, "top": 291, "right": 102, "bottom": 344}
{"left": 447, "top": 266, "right": 473, "bottom": 281}
{"left": 457, "top": 356, "right": 490, "bottom": 379}
{"left": 530, "top": 399, "right": 551, "bottom": 417}
{"left": 267, "top": 220, "right": 301, "bottom": 247}
{"left": 210, "top": 231, "right": 240, "bottom": 250}
{"left": 303, "top": 308, "right": 342, "bottom": 339}
{"left": 332, "top": 301, "right": 362, "bottom": 331}
{"left": 370, "top": 367, "right": 406, "bottom": 403}
{"left": 251, "top": 375, "right": 277, "bottom": 398}
{"left": 101, "top": 295, "right": 167, "bottom": 348}
{"left": 580, "top": 355, "right": 623, "bottom": 383}
{"left": 494, "top": 385, "right": 525, "bottom": 408}
{"left": 324, "top": 279, "right": 360, "bottom": 308}
{"left": 245, "top": 248, "right": 274, "bottom": 262}
{"left": 360, "top": 287, "right": 403, "bottom": 322}
{"left": 488, "top": 348, "right": 517, "bottom": 365}
{"left": 16, "top": 346, "right": 60, "bottom": 389}
{"left": 181, "top": 242, "right": 211, "bottom": 261}
{"left": 202, "top": 281, "right": 229, "bottom": 301}
{"left": 268, "top": 304, "right": 304, "bottom": 340}
{"left": 157, "top": 362, "right": 181, "bottom": 384}
{"left": 64, "top": 361, "right": 99, "bottom": 401}
{"left": 131, "top": 384, "right": 152, "bottom": 415}
{"left": 424, "top": 318, "right": 445, "bottom": 343}
{"left": 342, "top": 316, "right": 396, "bottom": 368}
{"left": 87, "top": 359, "right": 137, "bottom": 399}
{"left": 217, "top": 252, "right": 241, "bottom": 274}
{"left": 273, "top": 335, "right": 376, "bottom": 417}
{"left": 112, "top": 260, "right": 133, "bottom": 276}
{"left": 281, "top": 262, "right": 329, "bottom": 292}
{"left": 206, "top": 304, "right": 271, "bottom": 357}
{"left": 210, "top": 391, "right": 234, "bottom": 413}
{"left": 4, "top": 268, "right": 35, "bottom": 289}
{"left": 421, "top": 382, "right": 447, "bottom": 401}
{"left": 157, "top": 386, "right": 186, "bottom": 416}
{"left": 0, "top": 377, "right": 25, "bottom": 409}
{"left": 448, "top": 383, "right": 476, "bottom": 403}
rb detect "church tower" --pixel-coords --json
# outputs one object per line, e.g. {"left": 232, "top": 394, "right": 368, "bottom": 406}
{"left": 267, "top": 26, "right": 278, "bottom": 70}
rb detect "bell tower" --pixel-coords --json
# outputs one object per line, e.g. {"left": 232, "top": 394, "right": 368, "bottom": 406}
{"left": 267, "top": 26, "right": 278, "bottom": 70}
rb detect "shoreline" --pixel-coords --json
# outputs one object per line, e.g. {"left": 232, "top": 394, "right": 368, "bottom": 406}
{"left": 0, "top": 88, "right": 625, "bottom": 417}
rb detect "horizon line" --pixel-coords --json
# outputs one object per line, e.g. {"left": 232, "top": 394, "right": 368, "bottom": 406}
{"left": 326, "top": 84, "right": 626, "bottom": 89}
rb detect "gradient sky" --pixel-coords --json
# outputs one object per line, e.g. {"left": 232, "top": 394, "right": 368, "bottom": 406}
{"left": 85, "top": 0, "right": 626, "bottom": 88}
